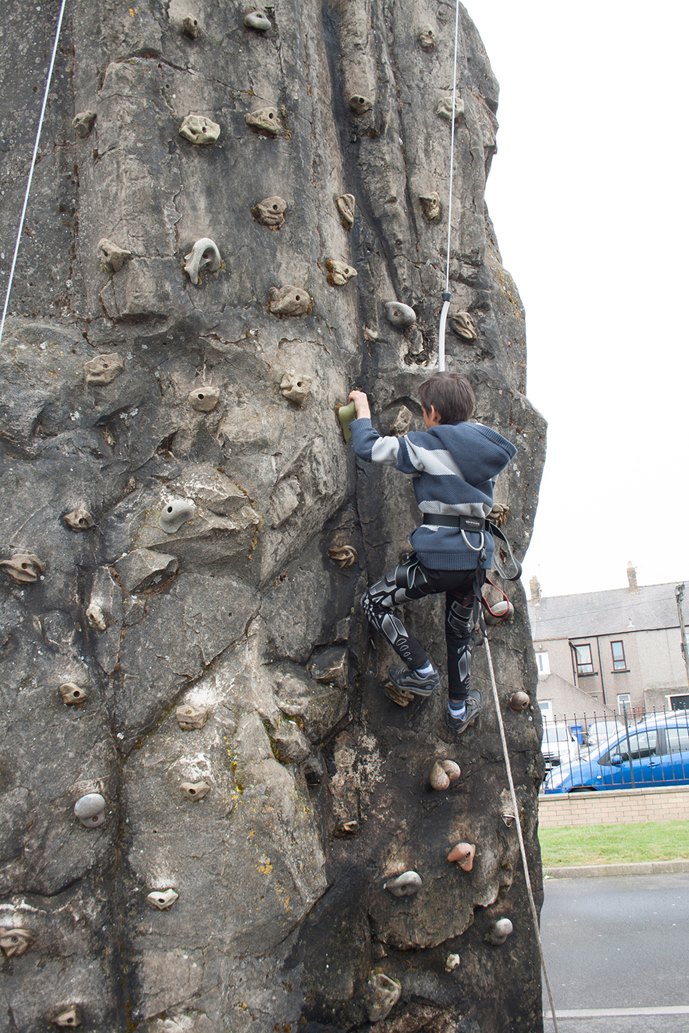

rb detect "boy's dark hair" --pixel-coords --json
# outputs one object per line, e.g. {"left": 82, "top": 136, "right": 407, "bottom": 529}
{"left": 418, "top": 372, "right": 475, "bottom": 424}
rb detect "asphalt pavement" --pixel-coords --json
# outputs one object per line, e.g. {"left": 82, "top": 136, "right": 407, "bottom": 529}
{"left": 540, "top": 870, "right": 689, "bottom": 1033}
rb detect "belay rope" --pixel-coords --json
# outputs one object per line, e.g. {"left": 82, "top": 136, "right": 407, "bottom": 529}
{"left": 0, "top": 0, "right": 69, "bottom": 350}
{"left": 440, "top": 5, "right": 560, "bottom": 1030}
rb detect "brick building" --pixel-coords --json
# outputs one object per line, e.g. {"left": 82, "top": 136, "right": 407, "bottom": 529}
{"left": 527, "top": 566, "right": 689, "bottom": 722}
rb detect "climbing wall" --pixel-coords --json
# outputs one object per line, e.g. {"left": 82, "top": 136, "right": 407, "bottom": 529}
{"left": 0, "top": 2, "right": 546, "bottom": 1031}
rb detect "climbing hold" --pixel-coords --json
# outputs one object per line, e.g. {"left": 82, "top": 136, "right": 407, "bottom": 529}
{"left": 447, "top": 842, "right": 476, "bottom": 871}
{"left": 385, "top": 301, "right": 416, "bottom": 328}
{"left": 335, "top": 193, "right": 355, "bottom": 229}
{"left": 418, "top": 25, "right": 436, "bottom": 49}
{"left": 383, "top": 870, "right": 422, "bottom": 897}
{"left": 59, "top": 682, "right": 89, "bottom": 706}
{"left": 388, "top": 406, "right": 413, "bottom": 436}
{"left": 74, "top": 793, "right": 106, "bottom": 828}
{"left": 430, "top": 761, "right": 450, "bottom": 791}
{"left": 325, "top": 258, "right": 357, "bottom": 286}
{"left": 251, "top": 195, "right": 287, "bottom": 229}
{"left": 176, "top": 704, "right": 209, "bottom": 730}
{"left": 98, "top": 239, "right": 132, "bottom": 273}
{"left": 178, "top": 114, "right": 220, "bottom": 145}
{"left": 0, "top": 927, "right": 33, "bottom": 958}
{"left": 445, "top": 953, "right": 461, "bottom": 972}
{"left": 181, "top": 15, "right": 200, "bottom": 39}
{"left": 72, "top": 111, "right": 97, "bottom": 138}
{"left": 328, "top": 545, "right": 357, "bottom": 569}
{"left": 245, "top": 106, "right": 282, "bottom": 136}
{"left": 180, "top": 780, "right": 210, "bottom": 800}
{"left": 85, "top": 601, "right": 107, "bottom": 631}
{"left": 280, "top": 372, "right": 312, "bottom": 407}
{"left": 488, "top": 502, "right": 510, "bottom": 526}
{"left": 183, "top": 238, "right": 221, "bottom": 285}
{"left": 349, "top": 94, "right": 372, "bottom": 115}
{"left": 0, "top": 553, "right": 44, "bottom": 584}
{"left": 450, "top": 311, "right": 478, "bottom": 341}
{"left": 84, "top": 352, "right": 125, "bottom": 385}
{"left": 335, "top": 401, "right": 356, "bottom": 443}
{"left": 159, "top": 499, "right": 196, "bottom": 534}
{"left": 429, "top": 759, "right": 461, "bottom": 790}
{"left": 486, "top": 917, "right": 513, "bottom": 945}
{"left": 509, "top": 691, "right": 530, "bottom": 713}
{"left": 365, "top": 972, "right": 401, "bottom": 1023}
{"left": 419, "top": 192, "right": 441, "bottom": 221}
{"left": 334, "top": 819, "right": 359, "bottom": 837}
{"left": 436, "top": 96, "right": 465, "bottom": 122}
{"left": 188, "top": 385, "right": 220, "bottom": 412}
{"left": 384, "top": 681, "right": 415, "bottom": 708}
{"left": 63, "top": 507, "right": 95, "bottom": 531}
{"left": 268, "top": 285, "right": 312, "bottom": 317}
{"left": 51, "top": 1005, "right": 82, "bottom": 1027}
{"left": 146, "top": 888, "right": 179, "bottom": 910}
{"left": 484, "top": 599, "right": 514, "bottom": 625}
{"left": 244, "top": 10, "right": 271, "bottom": 32}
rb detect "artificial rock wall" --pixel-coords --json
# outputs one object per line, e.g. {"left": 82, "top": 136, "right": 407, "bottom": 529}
{"left": 0, "top": 2, "right": 546, "bottom": 1031}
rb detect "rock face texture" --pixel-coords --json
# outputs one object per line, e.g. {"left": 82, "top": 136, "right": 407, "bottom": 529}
{"left": 0, "top": 3, "right": 546, "bottom": 1032}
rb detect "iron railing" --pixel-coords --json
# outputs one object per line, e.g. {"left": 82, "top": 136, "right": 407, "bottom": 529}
{"left": 540, "top": 707, "right": 689, "bottom": 793}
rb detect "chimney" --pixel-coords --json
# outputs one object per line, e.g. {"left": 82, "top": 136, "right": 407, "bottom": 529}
{"left": 626, "top": 562, "right": 638, "bottom": 591}
{"left": 529, "top": 576, "right": 541, "bottom": 605}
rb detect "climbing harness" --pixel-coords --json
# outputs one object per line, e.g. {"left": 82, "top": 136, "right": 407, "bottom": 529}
{"left": 437, "top": 0, "right": 462, "bottom": 374}
{"left": 0, "top": 0, "right": 69, "bottom": 350}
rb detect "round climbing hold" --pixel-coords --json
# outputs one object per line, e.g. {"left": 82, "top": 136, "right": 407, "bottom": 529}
{"left": 383, "top": 870, "right": 422, "bottom": 897}
{"left": 74, "top": 793, "right": 106, "bottom": 828}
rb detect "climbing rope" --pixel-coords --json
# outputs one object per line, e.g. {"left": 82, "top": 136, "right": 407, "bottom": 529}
{"left": 0, "top": 0, "right": 69, "bottom": 350}
{"left": 485, "top": 635, "right": 561, "bottom": 1033}
{"left": 437, "top": 0, "right": 462, "bottom": 373}
{"left": 434, "top": 13, "right": 558, "bottom": 1017}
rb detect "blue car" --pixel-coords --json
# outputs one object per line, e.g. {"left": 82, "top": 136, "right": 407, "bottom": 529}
{"left": 544, "top": 713, "right": 689, "bottom": 793}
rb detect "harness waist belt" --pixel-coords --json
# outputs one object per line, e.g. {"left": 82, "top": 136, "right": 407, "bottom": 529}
{"left": 423, "top": 514, "right": 486, "bottom": 532}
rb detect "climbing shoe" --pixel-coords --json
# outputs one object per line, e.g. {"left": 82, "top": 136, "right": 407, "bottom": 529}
{"left": 388, "top": 665, "right": 440, "bottom": 698}
{"left": 446, "top": 688, "right": 482, "bottom": 734}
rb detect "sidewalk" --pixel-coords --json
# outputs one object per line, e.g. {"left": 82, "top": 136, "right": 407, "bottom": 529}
{"left": 544, "top": 858, "right": 689, "bottom": 879}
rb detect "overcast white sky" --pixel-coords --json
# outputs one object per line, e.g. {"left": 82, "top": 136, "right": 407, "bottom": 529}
{"left": 465, "top": 1, "right": 689, "bottom": 598}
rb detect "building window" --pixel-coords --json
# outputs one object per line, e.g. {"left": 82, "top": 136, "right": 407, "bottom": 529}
{"left": 536, "top": 651, "right": 550, "bottom": 677}
{"left": 538, "top": 700, "right": 553, "bottom": 720}
{"left": 617, "top": 692, "right": 632, "bottom": 715}
{"left": 573, "top": 643, "right": 594, "bottom": 676}
{"left": 611, "top": 640, "right": 627, "bottom": 671}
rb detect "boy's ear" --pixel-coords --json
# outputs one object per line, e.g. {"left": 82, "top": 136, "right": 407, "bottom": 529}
{"left": 429, "top": 405, "right": 442, "bottom": 425}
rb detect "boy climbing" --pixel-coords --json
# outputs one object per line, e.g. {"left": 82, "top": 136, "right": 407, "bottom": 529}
{"left": 347, "top": 372, "right": 516, "bottom": 733}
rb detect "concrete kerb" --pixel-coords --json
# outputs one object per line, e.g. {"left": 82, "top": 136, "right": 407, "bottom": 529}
{"left": 544, "top": 859, "right": 689, "bottom": 879}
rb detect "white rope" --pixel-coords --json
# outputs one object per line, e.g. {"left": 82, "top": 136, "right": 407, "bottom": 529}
{"left": 0, "top": 0, "right": 69, "bottom": 350}
{"left": 438, "top": 0, "right": 462, "bottom": 373}
{"left": 485, "top": 635, "right": 561, "bottom": 1033}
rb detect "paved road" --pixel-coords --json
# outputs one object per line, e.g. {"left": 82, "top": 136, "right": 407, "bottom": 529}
{"left": 541, "top": 872, "right": 689, "bottom": 1033}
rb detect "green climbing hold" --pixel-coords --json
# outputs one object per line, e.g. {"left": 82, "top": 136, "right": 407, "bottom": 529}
{"left": 336, "top": 401, "right": 356, "bottom": 442}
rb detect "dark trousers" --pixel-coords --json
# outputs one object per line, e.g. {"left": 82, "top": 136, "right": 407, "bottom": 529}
{"left": 361, "top": 554, "right": 484, "bottom": 702}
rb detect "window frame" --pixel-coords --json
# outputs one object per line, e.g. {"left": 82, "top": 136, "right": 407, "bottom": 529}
{"left": 611, "top": 640, "right": 627, "bottom": 672}
{"left": 573, "top": 642, "right": 594, "bottom": 676}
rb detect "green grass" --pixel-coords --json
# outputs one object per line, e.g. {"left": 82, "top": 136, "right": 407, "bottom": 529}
{"left": 539, "top": 821, "right": 689, "bottom": 867}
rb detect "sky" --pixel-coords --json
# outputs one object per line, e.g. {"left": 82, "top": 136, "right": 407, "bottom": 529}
{"left": 465, "top": 1, "right": 689, "bottom": 598}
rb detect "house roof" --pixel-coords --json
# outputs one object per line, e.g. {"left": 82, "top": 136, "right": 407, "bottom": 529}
{"left": 528, "top": 581, "right": 686, "bottom": 641}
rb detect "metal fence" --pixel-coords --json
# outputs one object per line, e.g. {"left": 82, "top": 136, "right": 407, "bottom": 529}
{"left": 541, "top": 707, "right": 689, "bottom": 793}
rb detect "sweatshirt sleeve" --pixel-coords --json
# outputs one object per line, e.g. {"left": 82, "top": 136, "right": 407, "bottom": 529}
{"left": 349, "top": 418, "right": 420, "bottom": 474}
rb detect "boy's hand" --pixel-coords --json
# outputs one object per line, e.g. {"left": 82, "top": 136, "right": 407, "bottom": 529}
{"left": 348, "top": 390, "right": 371, "bottom": 420}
